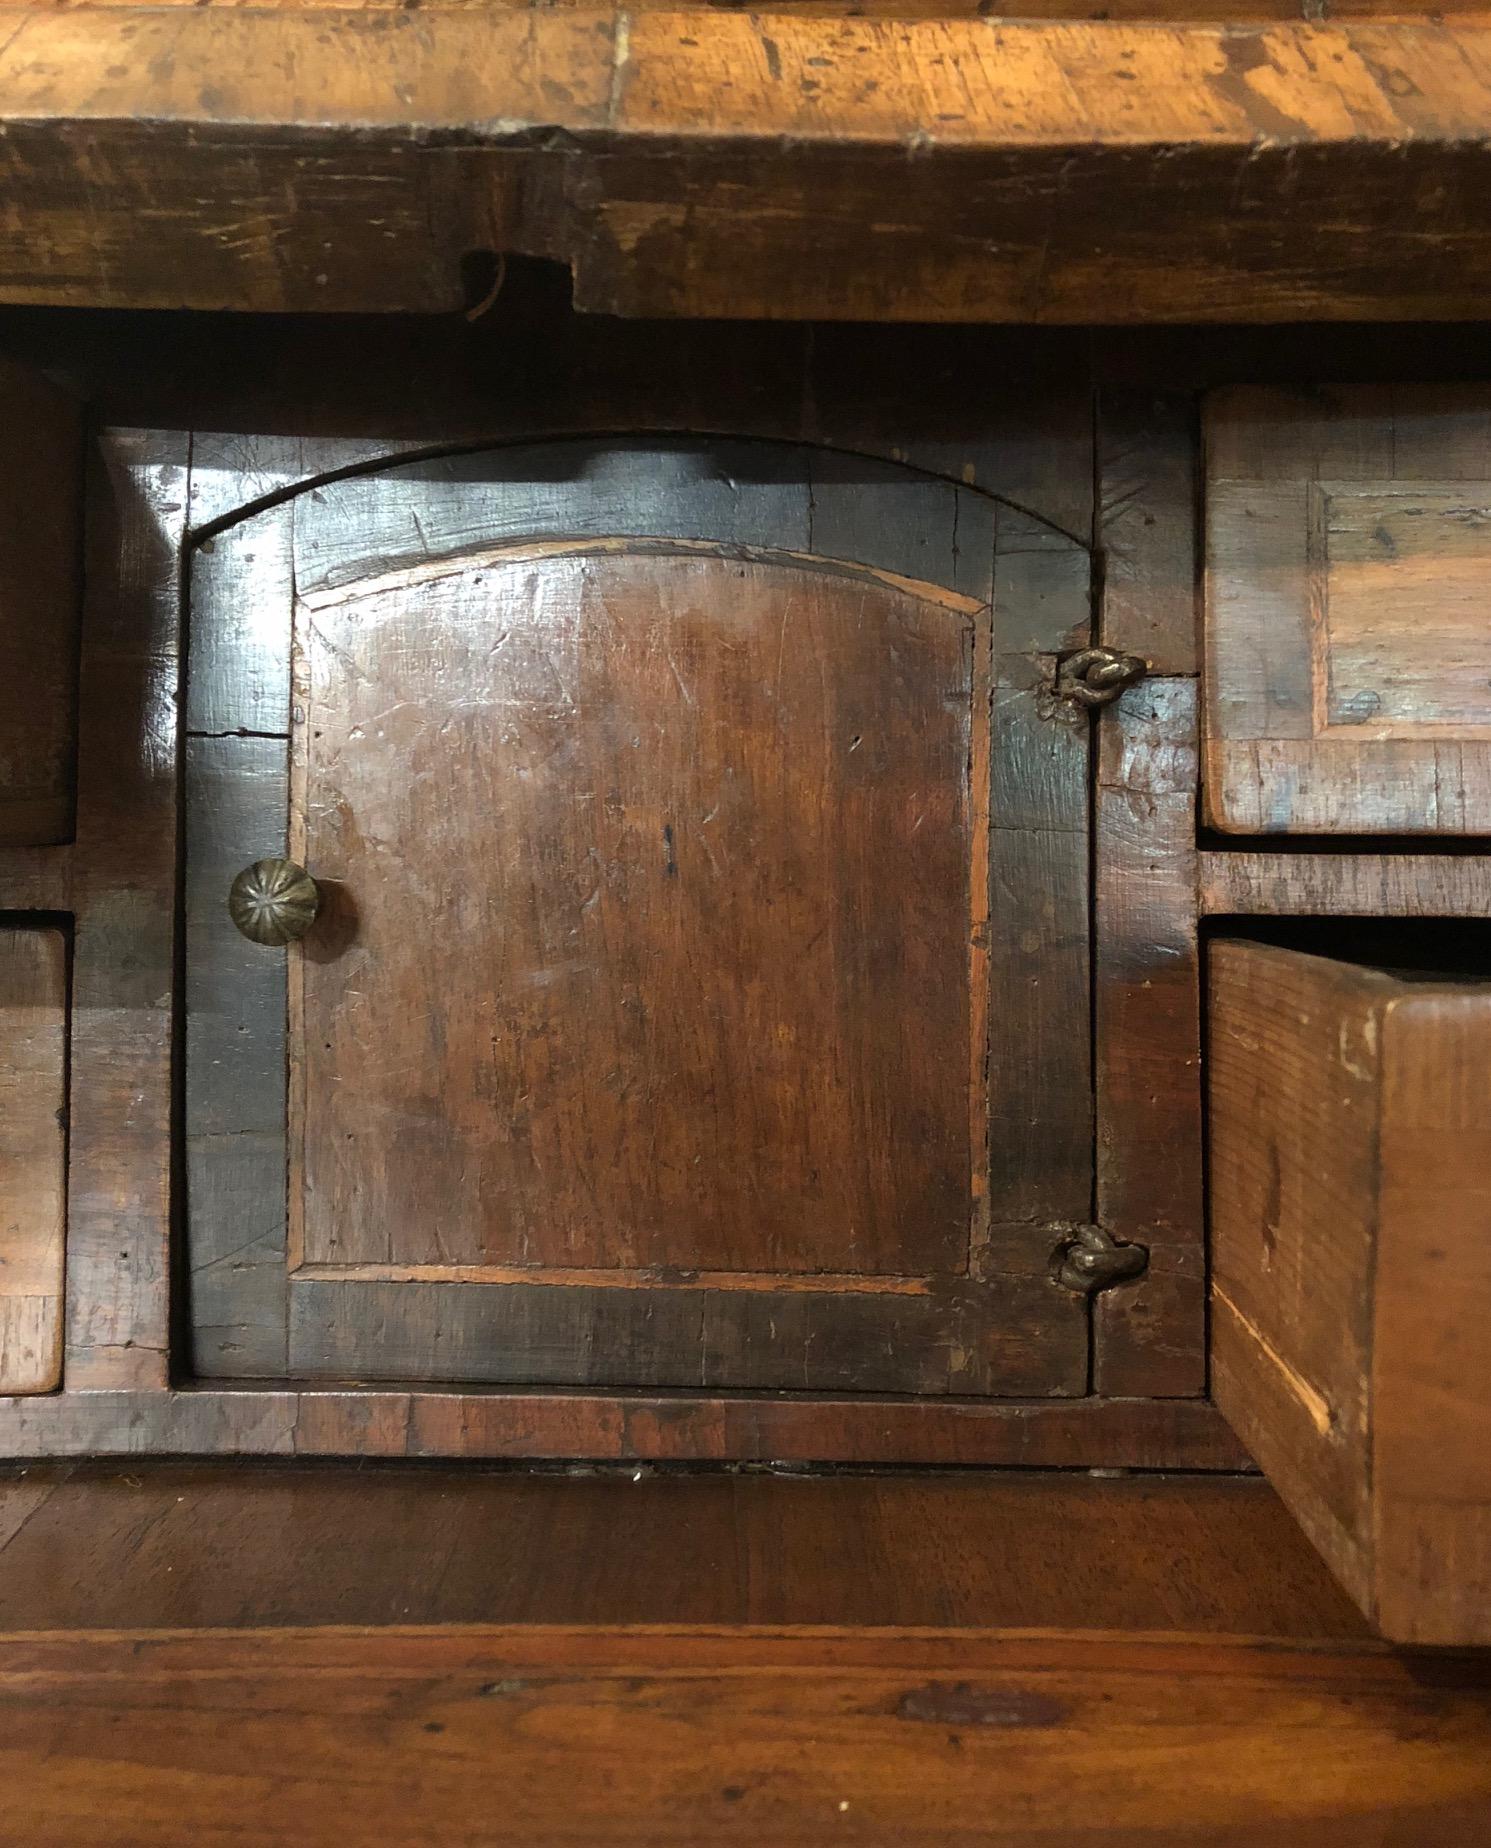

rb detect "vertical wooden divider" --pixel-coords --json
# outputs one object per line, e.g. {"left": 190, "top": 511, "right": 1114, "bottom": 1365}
{"left": 1093, "top": 395, "right": 1206, "bottom": 1396}
{"left": 64, "top": 431, "right": 189, "bottom": 1390}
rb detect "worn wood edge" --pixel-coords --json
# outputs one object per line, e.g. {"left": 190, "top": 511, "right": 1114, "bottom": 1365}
{"left": 1093, "top": 678, "right": 1206, "bottom": 1397}
{"left": 1198, "top": 850, "right": 1491, "bottom": 915}
{"left": 0, "top": 1623, "right": 1446, "bottom": 1670}
{"left": 11, "top": 16, "right": 1491, "bottom": 319}
{"left": 1370, "top": 989, "right": 1491, "bottom": 1647}
{"left": 62, "top": 427, "right": 188, "bottom": 1389}
{"left": 0, "top": 1389, "right": 1253, "bottom": 1468}
{"left": 8, "top": 12, "right": 1491, "bottom": 152}
{"left": 0, "top": 926, "right": 68, "bottom": 1395}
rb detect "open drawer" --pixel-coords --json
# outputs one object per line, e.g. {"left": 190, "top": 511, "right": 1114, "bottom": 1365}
{"left": 1210, "top": 939, "right": 1491, "bottom": 1645}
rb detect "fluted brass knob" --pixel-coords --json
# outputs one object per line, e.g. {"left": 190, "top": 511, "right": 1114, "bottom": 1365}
{"left": 228, "top": 858, "right": 321, "bottom": 946}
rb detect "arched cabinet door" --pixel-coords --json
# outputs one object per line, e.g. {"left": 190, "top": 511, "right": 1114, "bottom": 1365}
{"left": 184, "top": 440, "right": 1093, "bottom": 1394}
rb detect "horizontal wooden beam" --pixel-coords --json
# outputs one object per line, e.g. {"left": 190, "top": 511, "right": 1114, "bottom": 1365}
{"left": 6, "top": 1626, "right": 1491, "bottom": 1846}
{"left": 0, "top": 1385, "right": 1251, "bottom": 1468}
{"left": 5, "top": 10, "right": 1491, "bottom": 318}
{"left": 1199, "top": 850, "right": 1491, "bottom": 916}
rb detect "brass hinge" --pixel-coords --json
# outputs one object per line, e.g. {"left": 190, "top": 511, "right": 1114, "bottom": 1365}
{"left": 1051, "top": 1225, "right": 1150, "bottom": 1295}
{"left": 1051, "top": 647, "right": 1147, "bottom": 712}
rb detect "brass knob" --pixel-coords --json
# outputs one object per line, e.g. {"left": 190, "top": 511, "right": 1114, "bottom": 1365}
{"left": 228, "top": 858, "right": 321, "bottom": 946}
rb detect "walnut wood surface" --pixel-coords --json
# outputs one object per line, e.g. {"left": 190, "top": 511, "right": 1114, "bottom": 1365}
{"left": 1210, "top": 941, "right": 1491, "bottom": 1644}
{"left": 64, "top": 431, "right": 187, "bottom": 1391}
{"left": 1097, "top": 390, "right": 1198, "bottom": 675}
{"left": 180, "top": 434, "right": 1096, "bottom": 1399}
{"left": 1199, "top": 849, "right": 1491, "bottom": 915}
{"left": 1093, "top": 682, "right": 1204, "bottom": 1396}
{"left": 0, "top": 929, "right": 67, "bottom": 1393}
{"left": 0, "top": 1465, "right": 1354, "bottom": 1633}
{"left": 296, "top": 549, "right": 976, "bottom": 1280}
{"left": 0, "top": 358, "right": 80, "bottom": 846}
{"left": 3, "top": 1623, "right": 1489, "bottom": 1847}
{"left": 9, "top": 13, "right": 1491, "bottom": 321}
{"left": 1204, "top": 384, "right": 1491, "bottom": 833}
{"left": 0, "top": 1385, "right": 1250, "bottom": 1468}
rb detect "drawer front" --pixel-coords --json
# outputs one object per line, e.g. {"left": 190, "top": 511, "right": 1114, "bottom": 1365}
{"left": 0, "top": 926, "right": 67, "bottom": 1393}
{"left": 1203, "top": 385, "right": 1491, "bottom": 835}
{"left": 1210, "top": 939, "right": 1491, "bottom": 1645}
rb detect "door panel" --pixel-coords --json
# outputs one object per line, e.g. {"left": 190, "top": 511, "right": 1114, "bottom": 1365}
{"left": 185, "top": 439, "right": 1093, "bottom": 1395}
{"left": 293, "top": 546, "right": 979, "bottom": 1280}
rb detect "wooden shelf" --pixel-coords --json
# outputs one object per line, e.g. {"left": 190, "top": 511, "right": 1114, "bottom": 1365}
{"left": 0, "top": 1463, "right": 1351, "bottom": 1633}
{"left": 4, "top": 1465, "right": 1490, "bottom": 1845}
{"left": 6, "top": 9, "right": 1491, "bottom": 320}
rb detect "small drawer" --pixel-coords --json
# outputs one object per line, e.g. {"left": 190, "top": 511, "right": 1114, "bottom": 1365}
{"left": 1203, "top": 385, "right": 1491, "bottom": 835}
{"left": 1210, "top": 938, "right": 1491, "bottom": 1644}
{"left": 0, "top": 925, "right": 67, "bottom": 1393}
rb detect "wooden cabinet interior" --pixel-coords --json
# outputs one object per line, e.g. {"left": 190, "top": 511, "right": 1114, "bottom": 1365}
{"left": 1, "top": 314, "right": 1491, "bottom": 1644}
{"left": 0, "top": 359, "right": 81, "bottom": 848}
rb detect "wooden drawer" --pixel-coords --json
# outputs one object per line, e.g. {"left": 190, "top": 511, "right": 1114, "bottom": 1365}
{"left": 0, "top": 926, "right": 67, "bottom": 1394}
{"left": 1210, "top": 939, "right": 1491, "bottom": 1645}
{"left": 1203, "top": 386, "right": 1491, "bottom": 836}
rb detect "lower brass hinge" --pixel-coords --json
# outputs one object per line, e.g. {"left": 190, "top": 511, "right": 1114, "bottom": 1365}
{"left": 1049, "top": 647, "right": 1147, "bottom": 714}
{"left": 1051, "top": 1225, "right": 1150, "bottom": 1295}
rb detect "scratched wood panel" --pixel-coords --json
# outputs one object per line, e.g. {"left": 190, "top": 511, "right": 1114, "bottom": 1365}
{"left": 0, "top": 1467, "right": 1362, "bottom": 1635}
{"left": 0, "top": 929, "right": 67, "bottom": 1394}
{"left": 0, "top": 1386, "right": 1249, "bottom": 1467}
{"left": 1204, "top": 385, "right": 1491, "bottom": 832}
{"left": 4, "top": 1627, "right": 1491, "bottom": 1848}
{"left": 292, "top": 548, "right": 977, "bottom": 1281}
{"left": 64, "top": 430, "right": 188, "bottom": 1392}
{"left": 9, "top": 15, "right": 1491, "bottom": 320}
{"left": 1199, "top": 850, "right": 1491, "bottom": 916}
{"left": 178, "top": 436, "right": 1092, "bottom": 1398}
{"left": 1211, "top": 940, "right": 1491, "bottom": 1644}
{"left": 1097, "top": 390, "right": 1197, "bottom": 675}
{"left": 21, "top": 0, "right": 1485, "bottom": 15}
{"left": 1093, "top": 681, "right": 1204, "bottom": 1397}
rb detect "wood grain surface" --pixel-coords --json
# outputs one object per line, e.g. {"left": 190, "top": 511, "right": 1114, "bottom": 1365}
{"left": 1199, "top": 849, "right": 1491, "bottom": 916}
{"left": 1210, "top": 941, "right": 1491, "bottom": 1644}
{"left": 8, "top": 13, "right": 1491, "bottom": 320}
{"left": 63, "top": 431, "right": 187, "bottom": 1392}
{"left": 294, "top": 548, "right": 977, "bottom": 1281}
{"left": 0, "top": 929, "right": 67, "bottom": 1393}
{"left": 1093, "top": 682, "right": 1205, "bottom": 1396}
{"left": 0, "top": 1465, "right": 1356, "bottom": 1634}
{"left": 0, "top": 1385, "right": 1251, "bottom": 1468}
{"left": 1204, "top": 385, "right": 1491, "bottom": 833}
{"left": 1, "top": 1624, "right": 1488, "bottom": 1847}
